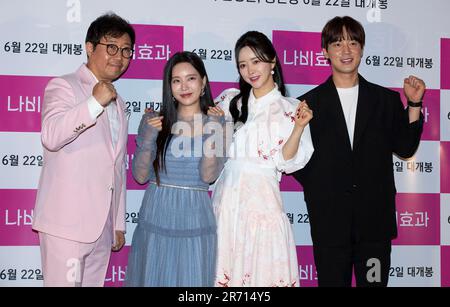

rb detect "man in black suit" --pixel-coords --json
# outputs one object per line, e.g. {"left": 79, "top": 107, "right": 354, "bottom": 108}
{"left": 293, "top": 16, "right": 426, "bottom": 287}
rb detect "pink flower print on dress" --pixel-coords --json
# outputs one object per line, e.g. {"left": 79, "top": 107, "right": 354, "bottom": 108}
{"left": 217, "top": 272, "right": 231, "bottom": 287}
{"left": 284, "top": 111, "right": 296, "bottom": 122}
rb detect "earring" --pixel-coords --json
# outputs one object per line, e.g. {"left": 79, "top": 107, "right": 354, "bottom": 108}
{"left": 201, "top": 88, "right": 205, "bottom": 96}
{"left": 271, "top": 70, "right": 274, "bottom": 75}
{"left": 172, "top": 96, "right": 176, "bottom": 102}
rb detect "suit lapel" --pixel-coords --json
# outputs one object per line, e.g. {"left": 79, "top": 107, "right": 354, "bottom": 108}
{"left": 78, "top": 64, "right": 97, "bottom": 100}
{"left": 102, "top": 106, "right": 116, "bottom": 158}
{"left": 113, "top": 97, "right": 127, "bottom": 158}
{"left": 353, "top": 75, "right": 373, "bottom": 150}
{"left": 321, "top": 77, "right": 352, "bottom": 153}
{"left": 79, "top": 64, "right": 115, "bottom": 158}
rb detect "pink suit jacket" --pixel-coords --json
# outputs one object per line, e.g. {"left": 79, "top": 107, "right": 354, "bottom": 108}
{"left": 33, "top": 64, "right": 128, "bottom": 243}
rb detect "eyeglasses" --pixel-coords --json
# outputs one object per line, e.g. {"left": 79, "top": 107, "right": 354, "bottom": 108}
{"left": 97, "top": 43, "right": 134, "bottom": 59}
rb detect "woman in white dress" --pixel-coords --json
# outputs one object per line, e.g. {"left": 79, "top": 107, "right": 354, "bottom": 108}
{"left": 212, "top": 31, "right": 314, "bottom": 287}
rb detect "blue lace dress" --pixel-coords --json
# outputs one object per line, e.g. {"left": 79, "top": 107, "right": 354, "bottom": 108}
{"left": 125, "top": 113, "right": 225, "bottom": 287}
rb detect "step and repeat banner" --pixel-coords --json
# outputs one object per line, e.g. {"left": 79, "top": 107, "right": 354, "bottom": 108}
{"left": 0, "top": 0, "right": 449, "bottom": 287}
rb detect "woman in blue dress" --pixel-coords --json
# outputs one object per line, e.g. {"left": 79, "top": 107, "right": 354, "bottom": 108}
{"left": 125, "top": 51, "right": 226, "bottom": 287}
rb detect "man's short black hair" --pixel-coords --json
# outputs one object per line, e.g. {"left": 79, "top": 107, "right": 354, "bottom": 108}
{"left": 321, "top": 16, "right": 365, "bottom": 50}
{"left": 85, "top": 12, "right": 135, "bottom": 47}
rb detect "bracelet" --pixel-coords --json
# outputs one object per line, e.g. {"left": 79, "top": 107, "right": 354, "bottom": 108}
{"left": 407, "top": 100, "right": 422, "bottom": 108}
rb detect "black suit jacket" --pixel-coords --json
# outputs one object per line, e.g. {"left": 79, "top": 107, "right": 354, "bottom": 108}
{"left": 293, "top": 75, "right": 424, "bottom": 247}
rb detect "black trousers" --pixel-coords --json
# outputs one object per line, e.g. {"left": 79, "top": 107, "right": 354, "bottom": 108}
{"left": 313, "top": 241, "right": 392, "bottom": 287}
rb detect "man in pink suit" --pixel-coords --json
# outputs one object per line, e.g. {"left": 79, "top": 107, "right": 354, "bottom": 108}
{"left": 32, "top": 13, "right": 135, "bottom": 287}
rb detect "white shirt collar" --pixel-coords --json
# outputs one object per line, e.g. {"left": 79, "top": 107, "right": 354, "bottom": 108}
{"left": 248, "top": 85, "right": 281, "bottom": 110}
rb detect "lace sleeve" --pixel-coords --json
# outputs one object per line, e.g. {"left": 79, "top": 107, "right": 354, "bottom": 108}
{"left": 132, "top": 112, "right": 159, "bottom": 184}
{"left": 199, "top": 115, "right": 230, "bottom": 183}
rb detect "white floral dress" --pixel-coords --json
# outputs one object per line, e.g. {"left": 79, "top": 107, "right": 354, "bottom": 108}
{"left": 212, "top": 86, "right": 314, "bottom": 287}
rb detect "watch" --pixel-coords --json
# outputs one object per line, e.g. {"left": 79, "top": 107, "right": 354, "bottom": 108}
{"left": 407, "top": 100, "right": 422, "bottom": 108}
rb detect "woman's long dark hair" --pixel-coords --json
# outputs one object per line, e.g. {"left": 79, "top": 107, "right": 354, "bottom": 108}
{"left": 153, "top": 51, "right": 214, "bottom": 184}
{"left": 229, "top": 31, "right": 286, "bottom": 124}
